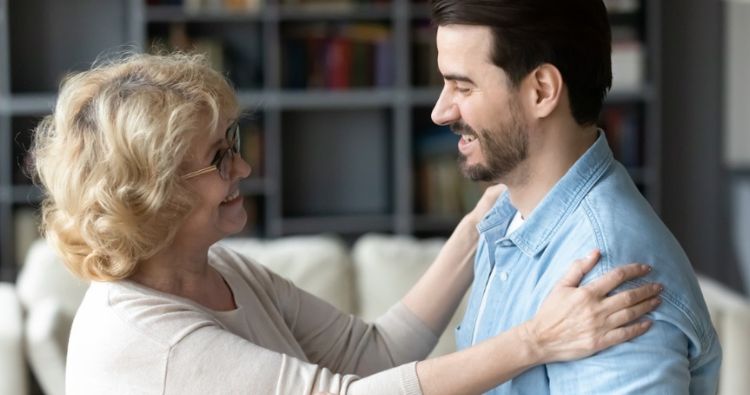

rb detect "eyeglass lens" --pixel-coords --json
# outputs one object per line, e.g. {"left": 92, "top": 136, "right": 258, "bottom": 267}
{"left": 219, "top": 124, "right": 241, "bottom": 179}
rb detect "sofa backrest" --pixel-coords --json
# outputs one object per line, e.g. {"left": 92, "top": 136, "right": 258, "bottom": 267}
{"left": 352, "top": 234, "right": 463, "bottom": 356}
{"left": 219, "top": 236, "right": 355, "bottom": 314}
{"left": 17, "top": 236, "right": 750, "bottom": 395}
{"left": 0, "top": 283, "right": 28, "bottom": 395}
{"left": 16, "top": 239, "right": 88, "bottom": 317}
{"left": 697, "top": 275, "right": 750, "bottom": 395}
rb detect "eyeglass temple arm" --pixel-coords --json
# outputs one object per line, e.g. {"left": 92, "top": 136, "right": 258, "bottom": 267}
{"left": 182, "top": 166, "right": 217, "bottom": 180}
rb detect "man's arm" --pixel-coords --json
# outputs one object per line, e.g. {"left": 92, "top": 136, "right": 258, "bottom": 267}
{"left": 546, "top": 305, "right": 722, "bottom": 394}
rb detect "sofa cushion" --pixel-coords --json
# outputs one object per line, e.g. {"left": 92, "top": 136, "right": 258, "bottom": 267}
{"left": 16, "top": 239, "right": 88, "bottom": 316}
{"left": 0, "top": 282, "right": 28, "bottom": 395}
{"left": 219, "top": 236, "right": 355, "bottom": 314}
{"left": 352, "top": 234, "right": 465, "bottom": 356}
{"left": 698, "top": 275, "right": 750, "bottom": 395}
{"left": 25, "top": 298, "right": 70, "bottom": 395}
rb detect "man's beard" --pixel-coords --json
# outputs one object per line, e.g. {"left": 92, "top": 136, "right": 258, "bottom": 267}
{"left": 454, "top": 101, "right": 529, "bottom": 182}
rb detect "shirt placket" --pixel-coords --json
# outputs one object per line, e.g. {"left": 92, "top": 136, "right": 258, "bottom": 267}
{"left": 471, "top": 236, "right": 519, "bottom": 345}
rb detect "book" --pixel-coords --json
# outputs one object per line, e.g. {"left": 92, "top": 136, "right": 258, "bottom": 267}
{"left": 182, "top": 0, "right": 263, "bottom": 13}
{"left": 281, "top": 23, "right": 392, "bottom": 89}
{"left": 373, "top": 36, "right": 394, "bottom": 87}
{"left": 325, "top": 36, "right": 352, "bottom": 89}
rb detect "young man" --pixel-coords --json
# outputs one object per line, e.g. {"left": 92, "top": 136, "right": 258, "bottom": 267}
{"left": 429, "top": 0, "right": 722, "bottom": 393}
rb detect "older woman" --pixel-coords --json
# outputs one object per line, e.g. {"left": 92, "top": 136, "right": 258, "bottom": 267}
{"left": 31, "top": 53, "right": 659, "bottom": 395}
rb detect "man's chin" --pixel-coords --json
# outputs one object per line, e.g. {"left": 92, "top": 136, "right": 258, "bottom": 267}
{"left": 460, "top": 163, "right": 498, "bottom": 182}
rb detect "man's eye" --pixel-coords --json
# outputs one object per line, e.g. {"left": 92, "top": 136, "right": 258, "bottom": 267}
{"left": 456, "top": 86, "right": 472, "bottom": 94}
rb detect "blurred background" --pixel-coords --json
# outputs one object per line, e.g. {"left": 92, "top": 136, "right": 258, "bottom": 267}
{"left": 0, "top": 0, "right": 749, "bottom": 393}
{"left": 0, "top": 0, "right": 746, "bottom": 295}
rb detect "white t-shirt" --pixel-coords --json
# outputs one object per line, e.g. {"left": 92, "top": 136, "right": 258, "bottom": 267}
{"left": 506, "top": 212, "right": 525, "bottom": 236}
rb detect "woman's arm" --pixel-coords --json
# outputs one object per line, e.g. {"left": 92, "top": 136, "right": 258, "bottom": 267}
{"left": 416, "top": 251, "right": 660, "bottom": 395}
{"left": 401, "top": 184, "right": 504, "bottom": 335}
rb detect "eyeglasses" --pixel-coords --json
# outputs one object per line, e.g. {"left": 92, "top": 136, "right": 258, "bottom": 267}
{"left": 183, "top": 123, "right": 241, "bottom": 181}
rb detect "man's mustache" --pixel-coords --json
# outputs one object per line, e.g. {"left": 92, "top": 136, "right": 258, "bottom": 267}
{"left": 450, "top": 122, "right": 478, "bottom": 137}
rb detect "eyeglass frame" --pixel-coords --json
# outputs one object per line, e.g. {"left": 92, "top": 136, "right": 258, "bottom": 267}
{"left": 183, "top": 122, "right": 241, "bottom": 180}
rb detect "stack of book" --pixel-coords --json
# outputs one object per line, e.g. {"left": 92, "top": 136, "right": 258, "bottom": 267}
{"left": 147, "top": 0, "right": 263, "bottom": 13}
{"left": 282, "top": 23, "right": 393, "bottom": 89}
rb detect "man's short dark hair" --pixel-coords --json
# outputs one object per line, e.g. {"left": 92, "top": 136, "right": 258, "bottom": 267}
{"left": 432, "top": 0, "right": 612, "bottom": 126}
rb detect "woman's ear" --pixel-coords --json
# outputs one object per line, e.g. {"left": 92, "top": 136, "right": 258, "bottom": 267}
{"left": 523, "top": 63, "right": 564, "bottom": 119}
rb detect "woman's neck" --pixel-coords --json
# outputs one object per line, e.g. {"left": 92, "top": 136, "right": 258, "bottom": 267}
{"left": 129, "top": 244, "right": 236, "bottom": 311}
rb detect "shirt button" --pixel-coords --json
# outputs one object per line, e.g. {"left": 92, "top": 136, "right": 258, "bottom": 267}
{"left": 500, "top": 272, "right": 509, "bottom": 281}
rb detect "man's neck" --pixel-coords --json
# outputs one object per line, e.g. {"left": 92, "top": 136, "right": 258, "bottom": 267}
{"left": 505, "top": 125, "right": 599, "bottom": 219}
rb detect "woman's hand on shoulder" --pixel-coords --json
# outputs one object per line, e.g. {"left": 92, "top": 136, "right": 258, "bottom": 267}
{"left": 521, "top": 250, "right": 662, "bottom": 363}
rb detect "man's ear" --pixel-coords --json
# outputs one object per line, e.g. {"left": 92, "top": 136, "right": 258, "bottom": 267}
{"left": 522, "top": 63, "right": 564, "bottom": 119}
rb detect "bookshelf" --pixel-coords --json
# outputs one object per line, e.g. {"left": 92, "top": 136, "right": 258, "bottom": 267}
{"left": 0, "top": 0, "right": 662, "bottom": 282}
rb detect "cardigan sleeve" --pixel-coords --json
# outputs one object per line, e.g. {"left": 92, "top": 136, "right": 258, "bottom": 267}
{"left": 254, "top": 257, "right": 439, "bottom": 376}
{"left": 164, "top": 318, "right": 425, "bottom": 395}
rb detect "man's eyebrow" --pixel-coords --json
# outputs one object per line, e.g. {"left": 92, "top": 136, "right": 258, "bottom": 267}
{"left": 443, "top": 74, "right": 476, "bottom": 84}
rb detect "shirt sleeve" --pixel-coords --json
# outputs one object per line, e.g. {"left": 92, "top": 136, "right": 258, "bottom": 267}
{"left": 258, "top": 261, "right": 439, "bottom": 376}
{"left": 164, "top": 321, "right": 425, "bottom": 395}
{"left": 545, "top": 310, "right": 722, "bottom": 394}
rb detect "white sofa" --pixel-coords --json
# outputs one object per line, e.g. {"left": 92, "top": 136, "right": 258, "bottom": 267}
{"left": 0, "top": 282, "right": 27, "bottom": 395}
{"left": 1, "top": 235, "right": 748, "bottom": 395}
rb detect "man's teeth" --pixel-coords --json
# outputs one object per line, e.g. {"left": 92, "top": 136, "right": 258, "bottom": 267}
{"left": 463, "top": 134, "right": 477, "bottom": 143}
{"left": 222, "top": 190, "right": 240, "bottom": 203}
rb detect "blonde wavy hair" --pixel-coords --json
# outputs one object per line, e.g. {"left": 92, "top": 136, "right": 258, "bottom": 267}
{"left": 31, "top": 52, "right": 239, "bottom": 281}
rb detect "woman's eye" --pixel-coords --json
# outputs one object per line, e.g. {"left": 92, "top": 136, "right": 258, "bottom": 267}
{"left": 211, "top": 150, "right": 223, "bottom": 165}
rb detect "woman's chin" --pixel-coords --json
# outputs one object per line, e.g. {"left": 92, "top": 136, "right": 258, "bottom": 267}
{"left": 225, "top": 214, "right": 248, "bottom": 237}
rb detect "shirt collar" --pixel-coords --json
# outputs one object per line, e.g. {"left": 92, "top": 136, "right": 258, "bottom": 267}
{"left": 477, "top": 131, "right": 614, "bottom": 257}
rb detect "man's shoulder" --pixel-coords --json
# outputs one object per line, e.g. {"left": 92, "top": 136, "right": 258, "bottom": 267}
{"left": 567, "top": 168, "right": 695, "bottom": 293}
{"left": 558, "top": 170, "right": 717, "bottom": 349}
{"left": 578, "top": 163, "right": 680, "bottom": 255}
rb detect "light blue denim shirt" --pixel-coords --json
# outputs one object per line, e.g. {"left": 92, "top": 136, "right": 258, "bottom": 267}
{"left": 457, "top": 133, "right": 722, "bottom": 394}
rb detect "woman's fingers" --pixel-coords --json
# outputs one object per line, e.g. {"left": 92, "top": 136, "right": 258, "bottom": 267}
{"left": 529, "top": 254, "right": 660, "bottom": 363}
{"left": 554, "top": 250, "right": 601, "bottom": 289}
{"left": 605, "top": 295, "right": 661, "bottom": 329}
{"left": 601, "top": 283, "right": 662, "bottom": 313}
{"left": 596, "top": 320, "right": 653, "bottom": 350}
{"left": 584, "top": 263, "right": 652, "bottom": 296}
